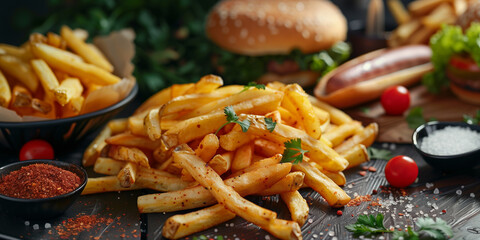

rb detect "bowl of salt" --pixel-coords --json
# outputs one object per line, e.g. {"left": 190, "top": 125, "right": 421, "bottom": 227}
{"left": 412, "top": 121, "right": 480, "bottom": 172}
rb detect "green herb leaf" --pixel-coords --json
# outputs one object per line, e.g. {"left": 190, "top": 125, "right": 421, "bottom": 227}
{"left": 406, "top": 107, "right": 426, "bottom": 129}
{"left": 367, "top": 147, "right": 392, "bottom": 160}
{"left": 216, "top": 106, "right": 250, "bottom": 134}
{"left": 281, "top": 138, "right": 308, "bottom": 164}
{"left": 345, "top": 214, "right": 392, "bottom": 237}
{"left": 264, "top": 117, "right": 277, "bottom": 132}
{"left": 416, "top": 218, "right": 453, "bottom": 240}
{"left": 192, "top": 235, "right": 208, "bottom": 240}
{"left": 393, "top": 226, "right": 419, "bottom": 240}
{"left": 241, "top": 81, "right": 266, "bottom": 92}
{"left": 463, "top": 110, "right": 480, "bottom": 125}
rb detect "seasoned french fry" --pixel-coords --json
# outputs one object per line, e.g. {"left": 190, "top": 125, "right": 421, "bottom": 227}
{"left": 334, "top": 123, "right": 378, "bottom": 154}
{"left": 280, "top": 190, "right": 309, "bottom": 226}
{"left": 31, "top": 98, "right": 53, "bottom": 116}
{"left": 184, "top": 74, "right": 223, "bottom": 95}
{"left": 138, "top": 162, "right": 291, "bottom": 213}
{"left": 106, "top": 132, "right": 162, "bottom": 151}
{"left": 31, "top": 59, "right": 60, "bottom": 99}
{"left": 195, "top": 133, "right": 219, "bottom": 162}
{"left": 421, "top": 3, "right": 456, "bottom": 28}
{"left": 117, "top": 162, "right": 138, "bottom": 188}
{"left": 231, "top": 142, "right": 253, "bottom": 172}
{"left": 82, "top": 176, "right": 142, "bottom": 195}
{"left": 11, "top": 85, "right": 32, "bottom": 108}
{"left": 83, "top": 125, "right": 111, "bottom": 167}
{"left": 46, "top": 32, "right": 66, "bottom": 49}
{"left": 163, "top": 204, "right": 236, "bottom": 239}
{"left": 310, "top": 161, "right": 347, "bottom": 186}
{"left": 171, "top": 83, "right": 195, "bottom": 99}
{"left": 387, "top": 0, "right": 411, "bottom": 24}
{"left": 228, "top": 154, "right": 282, "bottom": 178}
{"left": 207, "top": 152, "right": 234, "bottom": 176}
{"left": 93, "top": 157, "right": 126, "bottom": 176}
{"left": 107, "top": 118, "right": 128, "bottom": 134}
{"left": 53, "top": 77, "right": 83, "bottom": 106}
{"left": 308, "top": 96, "right": 352, "bottom": 125}
{"left": 173, "top": 150, "right": 300, "bottom": 240}
{"left": 108, "top": 145, "right": 150, "bottom": 168}
{"left": 292, "top": 161, "right": 351, "bottom": 208}
{"left": 62, "top": 95, "right": 84, "bottom": 118}
{"left": 0, "top": 69, "right": 11, "bottom": 107}
{"left": 260, "top": 172, "right": 305, "bottom": 196}
{"left": 61, "top": 25, "right": 114, "bottom": 72}
{"left": 408, "top": 0, "right": 449, "bottom": 16}
{"left": 144, "top": 108, "right": 162, "bottom": 140}
{"left": 253, "top": 138, "right": 284, "bottom": 157}
{"left": 0, "top": 43, "right": 33, "bottom": 61}
{"left": 31, "top": 43, "right": 120, "bottom": 85}
{"left": 323, "top": 121, "right": 362, "bottom": 147}
{"left": 0, "top": 55, "right": 38, "bottom": 92}
{"left": 341, "top": 144, "right": 370, "bottom": 169}
{"left": 219, "top": 128, "right": 256, "bottom": 151}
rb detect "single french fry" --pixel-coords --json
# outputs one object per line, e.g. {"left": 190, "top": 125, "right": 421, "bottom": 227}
{"left": 31, "top": 59, "right": 60, "bottom": 99}
{"left": 231, "top": 143, "right": 253, "bottom": 172}
{"left": 62, "top": 95, "right": 84, "bottom": 118}
{"left": 219, "top": 128, "right": 256, "bottom": 151}
{"left": 93, "top": 157, "right": 126, "bottom": 175}
{"left": 31, "top": 98, "right": 53, "bottom": 115}
{"left": 341, "top": 144, "right": 370, "bottom": 169}
{"left": 108, "top": 145, "right": 150, "bottom": 168}
{"left": 228, "top": 154, "right": 282, "bottom": 178}
{"left": 0, "top": 43, "right": 33, "bottom": 61}
{"left": 308, "top": 96, "right": 352, "bottom": 125}
{"left": 0, "top": 55, "right": 38, "bottom": 92}
{"left": 173, "top": 150, "right": 300, "bottom": 240}
{"left": 277, "top": 106, "right": 296, "bottom": 126}
{"left": 117, "top": 162, "right": 138, "bottom": 188}
{"left": 408, "top": 0, "right": 449, "bottom": 16}
{"left": 72, "top": 28, "right": 88, "bottom": 41}
{"left": 293, "top": 161, "right": 351, "bottom": 207}
{"left": 421, "top": 3, "right": 456, "bottom": 29}
{"left": 128, "top": 113, "right": 148, "bottom": 137}
{"left": 82, "top": 176, "right": 142, "bottom": 195}
{"left": 107, "top": 118, "right": 128, "bottom": 134}
{"left": 280, "top": 190, "right": 309, "bottom": 226}
{"left": 0, "top": 70, "right": 11, "bottom": 107}
{"left": 253, "top": 138, "right": 284, "bottom": 157}
{"left": 387, "top": 0, "right": 411, "bottom": 24}
{"left": 144, "top": 108, "right": 162, "bottom": 140}
{"left": 195, "top": 133, "right": 219, "bottom": 162}
{"left": 46, "top": 32, "right": 66, "bottom": 49}
{"left": 138, "top": 162, "right": 291, "bottom": 213}
{"left": 163, "top": 204, "right": 236, "bottom": 239}
{"left": 53, "top": 77, "right": 83, "bottom": 106}
{"left": 334, "top": 123, "right": 378, "bottom": 154}
{"left": 106, "top": 132, "right": 162, "bottom": 151}
{"left": 395, "top": 20, "right": 421, "bottom": 40}
{"left": 282, "top": 84, "right": 321, "bottom": 139}
{"left": 239, "top": 114, "right": 349, "bottom": 172}
{"left": 83, "top": 125, "right": 112, "bottom": 167}
{"left": 61, "top": 25, "right": 114, "bottom": 72}
{"left": 136, "top": 87, "right": 171, "bottom": 114}
{"left": 323, "top": 121, "right": 362, "bottom": 147}
{"left": 208, "top": 152, "right": 234, "bottom": 176}
{"left": 184, "top": 74, "right": 223, "bottom": 95}
{"left": 31, "top": 43, "right": 120, "bottom": 85}
{"left": 259, "top": 171, "right": 305, "bottom": 196}
{"left": 11, "top": 85, "right": 32, "bottom": 108}
{"left": 310, "top": 161, "right": 347, "bottom": 186}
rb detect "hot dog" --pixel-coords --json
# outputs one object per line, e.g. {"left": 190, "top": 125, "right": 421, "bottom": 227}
{"left": 314, "top": 45, "right": 433, "bottom": 108}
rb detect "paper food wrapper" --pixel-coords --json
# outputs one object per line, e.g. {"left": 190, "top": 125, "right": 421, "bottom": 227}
{"left": 0, "top": 29, "right": 136, "bottom": 122}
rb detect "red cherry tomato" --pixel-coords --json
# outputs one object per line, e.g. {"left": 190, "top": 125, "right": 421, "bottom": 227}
{"left": 381, "top": 86, "right": 410, "bottom": 115}
{"left": 19, "top": 140, "right": 55, "bottom": 161}
{"left": 384, "top": 155, "right": 418, "bottom": 188}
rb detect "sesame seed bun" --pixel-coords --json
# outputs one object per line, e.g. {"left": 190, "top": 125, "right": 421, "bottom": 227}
{"left": 205, "top": 0, "right": 347, "bottom": 56}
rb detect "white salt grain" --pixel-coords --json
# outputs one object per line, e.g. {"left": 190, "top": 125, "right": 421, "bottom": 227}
{"left": 33, "top": 224, "right": 39, "bottom": 230}
{"left": 45, "top": 223, "right": 51, "bottom": 229}
{"left": 456, "top": 190, "right": 462, "bottom": 195}
{"left": 24, "top": 221, "right": 30, "bottom": 226}
{"left": 433, "top": 188, "right": 439, "bottom": 194}
{"left": 420, "top": 126, "right": 480, "bottom": 155}
{"left": 471, "top": 193, "right": 476, "bottom": 198}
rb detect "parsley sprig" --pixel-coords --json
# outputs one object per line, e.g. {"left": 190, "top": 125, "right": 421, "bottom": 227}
{"left": 367, "top": 147, "right": 392, "bottom": 161}
{"left": 215, "top": 106, "right": 250, "bottom": 135}
{"left": 240, "top": 82, "right": 266, "bottom": 92}
{"left": 346, "top": 214, "right": 453, "bottom": 240}
{"left": 264, "top": 117, "right": 277, "bottom": 132}
{"left": 281, "top": 138, "right": 308, "bottom": 164}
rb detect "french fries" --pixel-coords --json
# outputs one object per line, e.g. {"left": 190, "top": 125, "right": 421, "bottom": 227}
{"left": 82, "top": 77, "right": 378, "bottom": 239}
{"left": 0, "top": 28, "right": 124, "bottom": 119}
{"left": 388, "top": 0, "right": 471, "bottom": 47}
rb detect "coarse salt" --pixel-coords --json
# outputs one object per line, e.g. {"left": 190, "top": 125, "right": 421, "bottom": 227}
{"left": 420, "top": 126, "right": 480, "bottom": 155}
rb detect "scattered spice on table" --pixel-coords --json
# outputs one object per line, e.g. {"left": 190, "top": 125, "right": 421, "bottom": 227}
{"left": 0, "top": 163, "right": 81, "bottom": 199}
{"left": 55, "top": 214, "right": 114, "bottom": 239}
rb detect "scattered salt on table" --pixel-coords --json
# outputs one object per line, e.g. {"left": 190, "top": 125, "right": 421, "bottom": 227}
{"left": 420, "top": 126, "right": 480, "bottom": 155}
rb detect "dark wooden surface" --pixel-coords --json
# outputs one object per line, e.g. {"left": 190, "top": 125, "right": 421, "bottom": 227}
{"left": 0, "top": 99, "right": 480, "bottom": 240}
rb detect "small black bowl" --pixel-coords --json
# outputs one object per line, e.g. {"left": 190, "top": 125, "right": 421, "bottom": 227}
{"left": 0, "top": 160, "right": 87, "bottom": 219}
{"left": 0, "top": 84, "right": 137, "bottom": 152}
{"left": 412, "top": 121, "right": 480, "bottom": 172}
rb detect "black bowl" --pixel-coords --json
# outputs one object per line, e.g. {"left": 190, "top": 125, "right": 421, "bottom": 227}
{"left": 412, "top": 121, "right": 480, "bottom": 172}
{"left": 0, "top": 160, "right": 87, "bottom": 219}
{"left": 0, "top": 84, "right": 137, "bottom": 152}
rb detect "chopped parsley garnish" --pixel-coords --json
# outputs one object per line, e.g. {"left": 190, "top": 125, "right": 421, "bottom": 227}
{"left": 367, "top": 147, "right": 392, "bottom": 161}
{"left": 281, "top": 138, "right": 308, "bottom": 164}
{"left": 215, "top": 106, "right": 250, "bottom": 135}
{"left": 264, "top": 117, "right": 277, "bottom": 132}
{"left": 240, "top": 81, "right": 266, "bottom": 92}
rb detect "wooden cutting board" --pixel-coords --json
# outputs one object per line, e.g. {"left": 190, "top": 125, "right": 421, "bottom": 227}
{"left": 346, "top": 85, "right": 480, "bottom": 143}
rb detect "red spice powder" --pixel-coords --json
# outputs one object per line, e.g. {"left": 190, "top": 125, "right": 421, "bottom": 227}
{"left": 55, "top": 214, "right": 113, "bottom": 239}
{"left": 0, "top": 163, "right": 81, "bottom": 199}
{"left": 346, "top": 195, "right": 372, "bottom": 207}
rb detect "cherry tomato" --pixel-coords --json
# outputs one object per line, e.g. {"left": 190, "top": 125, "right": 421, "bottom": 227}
{"left": 381, "top": 86, "right": 411, "bottom": 115}
{"left": 384, "top": 155, "right": 418, "bottom": 188}
{"left": 19, "top": 139, "right": 55, "bottom": 161}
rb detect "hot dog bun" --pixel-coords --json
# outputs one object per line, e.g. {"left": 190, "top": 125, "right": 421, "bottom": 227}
{"left": 205, "top": 0, "right": 347, "bottom": 56}
{"left": 314, "top": 45, "right": 433, "bottom": 108}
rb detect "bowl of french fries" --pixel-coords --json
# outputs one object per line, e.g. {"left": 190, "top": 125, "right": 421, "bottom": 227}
{"left": 81, "top": 75, "right": 378, "bottom": 239}
{"left": 0, "top": 26, "right": 137, "bottom": 151}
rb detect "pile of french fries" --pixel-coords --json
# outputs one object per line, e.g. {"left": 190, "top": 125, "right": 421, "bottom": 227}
{"left": 0, "top": 26, "right": 120, "bottom": 119}
{"left": 82, "top": 75, "right": 378, "bottom": 240}
{"left": 387, "top": 0, "right": 473, "bottom": 47}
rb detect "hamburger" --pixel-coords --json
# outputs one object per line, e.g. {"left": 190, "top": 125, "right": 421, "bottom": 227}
{"left": 423, "top": 3, "right": 480, "bottom": 105}
{"left": 205, "top": 0, "right": 350, "bottom": 87}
